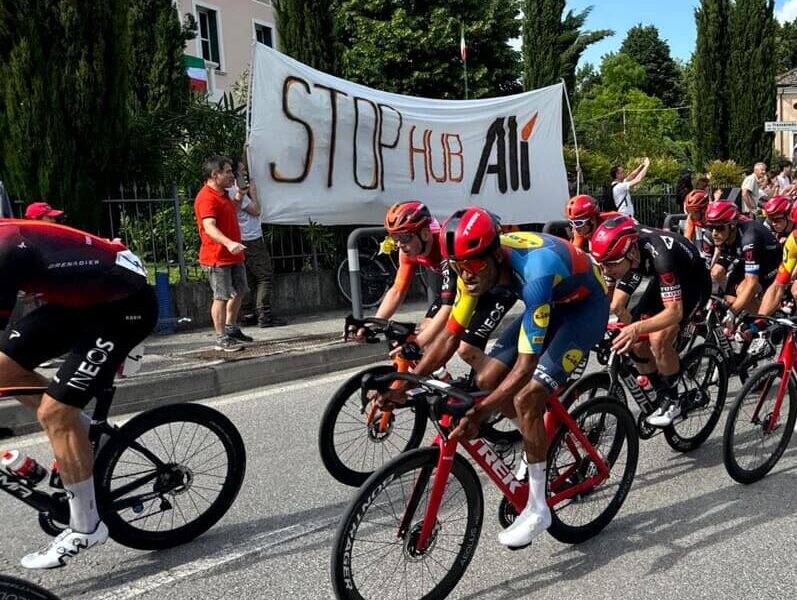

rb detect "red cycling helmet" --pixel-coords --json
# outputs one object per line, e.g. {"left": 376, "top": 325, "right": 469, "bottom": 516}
{"left": 440, "top": 207, "right": 501, "bottom": 259}
{"left": 684, "top": 190, "right": 709, "bottom": 211}
{"left": 765, "top": 195, "right": 791, "bottom": 218}
{"left": 590, "top": 215, "right": 639, "bottom": 263}
{"left": 704, "top": 201, "right": 739, "bottom": 225}
{"left": 565, "top": 195, "right": 600, "bottom": 221}
{"left": 385, "top": 201, "right": 432, "bottom": 235}
{"left": 790, "top": 203, "right": 797, "bottom": 224}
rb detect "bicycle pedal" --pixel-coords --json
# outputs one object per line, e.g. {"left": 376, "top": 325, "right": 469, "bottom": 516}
{"left": 506, "top": 541, "right": 532, "bottom": 552}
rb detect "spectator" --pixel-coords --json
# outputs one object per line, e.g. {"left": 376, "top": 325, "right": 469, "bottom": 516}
{"left": 675, "top": 169, "right": 693, "bottom": 206}
{"left": 695, "top": 175, "right": 710, "bottom": 191}
{"left": 194, "top": 155, "right": 253, "bottom": 352}
{"left": 232, "top": 159, "right": 286, "bottom": 328}
{"left": 777, "top": 160, "right": 795, "bottom": 196}
{"left": 741, "top": 162, "right": 766, "bottom": 215}
{"left": 610, "top": 157, "right": 650, "bottom": 218}
{"left": 25, "top": 202, "right": 63, "bottom": 222}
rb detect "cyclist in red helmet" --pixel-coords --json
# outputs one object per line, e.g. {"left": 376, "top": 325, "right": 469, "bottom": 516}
{"left": 763, "top": 195, "right": 794, "bottom": 244}
{"left": 760, "top": 201, "right": 797, "bottom": 315}
{"left": 391, "top": 206, "right": 609, "bottom": 549}
{"left": 591, "top": 216, "right": 711, "bottom": 427}
{"left": 564, "top": 194, "right": 623, "bottom": 251}
{"left": 682, "top": 189, "right": 714, "bottom": 267}
{"left": 705, "top": 200, "right": 780, "bottom": 315}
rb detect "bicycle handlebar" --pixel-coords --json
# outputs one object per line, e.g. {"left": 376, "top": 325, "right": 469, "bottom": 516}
{"left": 360, "top": 371, "right": 477, "bottom": 418}
{"left": 344, "top": 314, "right": 416, "bottom": 344}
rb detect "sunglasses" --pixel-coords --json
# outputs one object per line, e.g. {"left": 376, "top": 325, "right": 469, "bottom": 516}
{"left": 601, "top": 254, "right": 628, "bottom": 266}
{"left": 768, "top": 215, "right": 788, "bottom": 224}
{"left": 449, "top": 257, "right": 490, "bottom": 276}
{"left": 393, "top": 234, "right": 416, "bottom": 244}
{"left": 706, "top": 224, "right": 729, "bottom": 233}
{"left": 569, "top": 218, "right": 590, "bottom": 229}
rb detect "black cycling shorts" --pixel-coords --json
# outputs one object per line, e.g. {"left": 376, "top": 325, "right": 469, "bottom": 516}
{"left": 0, "top": 286, "right": 159, "bottom": 408}
{"left": 461, "top": 288, "right": 517, "bottom": 351}
{"left": 632, "top": 270, "right": 711, "bottom": 326}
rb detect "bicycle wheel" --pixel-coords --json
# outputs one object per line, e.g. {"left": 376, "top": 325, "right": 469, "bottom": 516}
{"left": 331, "top": 448, "right": 483, "bottom": 600}
{"left": 318, "top": 364, "right": 428, "bottom": 487}
{"left": 723, "top": 362, "right": 797, "bottom": 484}
{"left": 547, "top": 398, "right": 638, "bottom": 544}
{"left": 94, "top": 403, "right": 246, "bottom": 550}
{"left": 560, "top": 371, "right": 627, "bottom": 414}
{"left": 337, "top": 255, "right": 391, "bottom": 308}
{"left": 0, "top": 576, "right": 61, "bottom": 600}
{"left": 664, "top": 343, "right": 728, "bottom": 452}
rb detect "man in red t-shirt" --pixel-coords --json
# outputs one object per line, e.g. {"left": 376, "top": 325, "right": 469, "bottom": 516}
{"left": 194, "top": 156, "right": 252, "bottom": 351}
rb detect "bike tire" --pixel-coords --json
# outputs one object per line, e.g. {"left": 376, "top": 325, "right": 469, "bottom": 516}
{"left": 336, "top": 255, "right": 391, "bottom": 309}
{"left": 559, "top": 371, "right": 627, "bottom": 414}
{"left": 663, "top": 343, "right": 728, "bottom": 452}
{"left": 318, "top": 364, "right": 428, "bottom": 487}
{"left": 331, "top": 448, "right": 483, "bottom": 600}
{"left": 722, "top": 362, "right": 797, "bottom": 484}
{"left": 0, "top": 576, "right": 62, "bottom": 600}
{"left": 547, "top": 397, "right": 638, "bottom": 544}
{"left": 95, "top": 403, "right": 246, "bottom": 550}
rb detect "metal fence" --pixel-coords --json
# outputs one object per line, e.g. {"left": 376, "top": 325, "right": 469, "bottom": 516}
{"left": 580, "top": 184, "right": 680, "bottom": 228}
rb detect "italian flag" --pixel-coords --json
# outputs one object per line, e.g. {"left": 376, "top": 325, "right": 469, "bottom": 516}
{"left": 184, "top": 55, "right": 207, "bottom": 93}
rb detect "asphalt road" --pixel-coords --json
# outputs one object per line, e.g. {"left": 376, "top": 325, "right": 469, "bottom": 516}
{"left": 1, "top": 360, "right": 796, "bottom": 600}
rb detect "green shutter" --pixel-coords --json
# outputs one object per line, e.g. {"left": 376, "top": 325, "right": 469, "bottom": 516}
{"left": 208, "top": 10, "right": 220, "bottom": 65}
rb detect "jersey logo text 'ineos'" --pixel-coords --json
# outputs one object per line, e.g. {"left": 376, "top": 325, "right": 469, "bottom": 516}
{"left": 67, "top": 338, "right": 116, "bottom": 391}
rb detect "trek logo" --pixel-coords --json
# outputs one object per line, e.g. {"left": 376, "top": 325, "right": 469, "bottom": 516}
{"left": 67, "top": 338, "right": 115, "bottom": 391}
{"left": 463, "top": 212, "right": 481, "bottom": 236}
{"left": 472, "top": 439, "right": 524, "bottom": 494}
{"left": 471, "top": 112, "right": 538, "bottom": 194}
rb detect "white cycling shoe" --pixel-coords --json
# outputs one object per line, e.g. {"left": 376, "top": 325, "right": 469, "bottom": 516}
{"left": 21, "top": 521, "right": 109, "bottom": 569}
{"left": 498, "top": 505, "right": 551, "bottom": 549}
{"left": 646, "top": 401, "right": 683, "bottom": 428}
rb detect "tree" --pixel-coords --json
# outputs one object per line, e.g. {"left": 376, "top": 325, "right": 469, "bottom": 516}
{"left": 575, "top": 63, "right": 601, "bottom": 98}
{"left": 693, "top": 0, "right": 731, "bottom": 166}
{"left": 774, "top": 19, "right": 797, "bottom": 74}
{"left": 619, "top": 24, "right": 682, "bottom": 107}
{"left": 274, "top": 0, "right": 338, "bottom": 73}
{"left": 335, "top": 0, "right": 522, "bottom": 99}
{"left": 522, "top": 2, "right": 612, "bottom": 94}
{"left": 728, "top": 0, "right": 776, "bottom": 168}
{"left": 0, "top": 0, "right": 130, "bottom": 230}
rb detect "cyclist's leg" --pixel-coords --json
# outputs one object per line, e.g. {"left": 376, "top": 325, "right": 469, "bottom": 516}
{"left": 473, "top": 313, "right": 521, "bottom": 392}
{"left": 459, "top": 289, "right": 516, "bottom": 377}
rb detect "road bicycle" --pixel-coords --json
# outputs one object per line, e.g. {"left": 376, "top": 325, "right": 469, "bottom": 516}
{"left": 319, "top": 315, "right": 521, "bottom": 487}
{"left": 723, "top": 314, "right": 797, "bottom": 484}
{"left": 0, "top": 385, "right": 245, "bottom": 550}
{"left": 0, "top": 575, "right": 61, "bottom": 600}
{"left": 330, "top": 372, "right": 638, "bottom": 600}
{"left": 561, "top": 322, "right": 728, "bottom": 452}
{"left": 336, "top": 235, "right": 431, "bottom": 308}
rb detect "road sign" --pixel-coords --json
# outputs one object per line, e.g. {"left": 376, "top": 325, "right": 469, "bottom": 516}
{"left": 765, "top": 121, "right": 797, "bottom": 132}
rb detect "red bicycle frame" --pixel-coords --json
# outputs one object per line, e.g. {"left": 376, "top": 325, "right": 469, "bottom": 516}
{"left": 407, "top": 392, "right": 612, "bottom": 551}
{"left": 758, "top": 327, "right": 795, "bottom": 434}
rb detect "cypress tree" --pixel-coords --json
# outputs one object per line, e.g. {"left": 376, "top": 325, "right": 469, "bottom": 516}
{"left": 0, "top": 0, "right": 130, "bottom": 230}
{"left": 693, "top": 0, "right": 731, "bottom": 166}
{"left": 274, "top": 0, "right": 337, "bottom": 73}
{"left": 728, "top": 0, "right": 776, "bottom": 168}
{"left": 619, "top": 25, "right": 682, "bottom": 107}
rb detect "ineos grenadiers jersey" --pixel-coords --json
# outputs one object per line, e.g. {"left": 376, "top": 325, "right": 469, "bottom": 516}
{"left": 393, "top": 221, "right": 456, "bottom": 304}
{"left": 616, "top": 228, "right": 705, "bottom": 305}
{"left": 447, "top": 232, "right": 607, "bottom": 355}
{"left": 715, "top": 219, "right": 781, "bottom": 280}
{"left": 0, "top": 220, "right": 148, "bottom": 328}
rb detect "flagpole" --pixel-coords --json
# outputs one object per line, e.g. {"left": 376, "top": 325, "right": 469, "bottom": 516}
{"left": 460, "top": 24, "right": 468, "bottom": 100}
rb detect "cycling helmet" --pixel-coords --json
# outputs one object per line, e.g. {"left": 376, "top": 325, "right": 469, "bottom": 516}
{"left": 440, "top": 207, "right": 501, "bottom": 259}
{"left": 704, "top": 201, "right": 738, "bottom": 225}
{"left": 565, "top": 195, "right": 600, "bottom": 221}
{"left": 384, "top": 201, "right": 432, "bottom": 235}
{"left": 684, "top": 190, "right": 709, "bottom": 211}
{"left": 765, "top": 195, "right": 791, "bottom": 217}
{"left": 590, "top": 215, "right": 639, "bottom": 263}
{"left": 791, "top": 203, "right": 797, "bottom": 224}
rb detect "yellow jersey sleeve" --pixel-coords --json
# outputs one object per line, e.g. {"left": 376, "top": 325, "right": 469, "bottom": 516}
{"left": 776, "top": 233, "right": 797, "bottom": 285}
{"left": 445, "top": 276, "right": 478, "bottom": 336}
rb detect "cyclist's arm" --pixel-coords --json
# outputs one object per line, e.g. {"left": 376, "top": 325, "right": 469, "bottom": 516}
{"left": 414, "top": 304, "right": 451, "bottom": 348}
{"left": 730, "top": 238, "right": 762, "bottom": 313}
{"left": 611, "top": 271, "right": 641, "bottom": 323}
{"left": 374, "top": 253, "right": 413, "bottom": 319}
{"left": 684, "top": 217, "right": 695, "bottom": 241}
{"left": 760, "top": 237, "right": 797, "bottom": 314}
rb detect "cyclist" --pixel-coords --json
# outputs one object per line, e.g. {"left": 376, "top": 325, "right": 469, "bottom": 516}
{"left": 392, "top": 207, "right": 609, "bottom": 548}
{"left": 591, "top": 216, "right": 711, "bottom": 427}
{"left": 705, "top": 201, "right": 780, "bottom": 316}
{"left": 0, "top": 219, "right": 158, "bottom": 568}
{"left": 763, "top": 195, "right": 794, "bottom": 244}
{"left": 759, "top": 202, "right": 797, "bottom": 315}
{"left": 682, "top": 189, "right": 714, "bottom": 268}
{"left": 356, "top": 201, "right": 516, "bottom": 372}
{"left": 564, "top": 194, "right": 622, "bottom": 251}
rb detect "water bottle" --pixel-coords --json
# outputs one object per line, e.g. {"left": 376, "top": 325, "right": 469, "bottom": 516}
{"left": 637, "top": 375, "right": 656, "bottom": 398}
{"left": 1, "top": 450, "right": 48, "bottom": 485}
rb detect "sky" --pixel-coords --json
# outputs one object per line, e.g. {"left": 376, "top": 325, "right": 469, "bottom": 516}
{"left": 569, "top": 0, "right": 797, "bottom": 68}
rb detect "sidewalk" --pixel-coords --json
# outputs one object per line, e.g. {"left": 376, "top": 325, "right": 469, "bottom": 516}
{"left": 1, "top": 302, "right": 522, "bottom": 436}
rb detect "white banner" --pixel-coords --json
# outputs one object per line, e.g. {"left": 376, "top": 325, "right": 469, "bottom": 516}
{"left": 248, "top": 43, "right": 569, "bottom": 225}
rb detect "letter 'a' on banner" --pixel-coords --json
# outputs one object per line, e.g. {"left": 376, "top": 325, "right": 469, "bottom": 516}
{"left": 248, "top": 43, "right": 569, "bottom": 225}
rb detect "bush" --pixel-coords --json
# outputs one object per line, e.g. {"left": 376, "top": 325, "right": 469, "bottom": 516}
{"left": 563, "top": 146, "right": 613, "bottom": 187}
{"left": 703, "top": 159, "right": 745, "bottom": 188}
{"left": 638, "top": 156, "right": 681, "bottom": 187}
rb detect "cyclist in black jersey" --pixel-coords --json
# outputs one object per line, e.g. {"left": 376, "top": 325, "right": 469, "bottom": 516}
{"left": 705, "top": 201, "right": 781, "bottom": 316}
{"left": 591, "top": 216, "right": 711, "bottom": 427}
{"left": 0, "top": 219, "right": 158, "bottom": 569}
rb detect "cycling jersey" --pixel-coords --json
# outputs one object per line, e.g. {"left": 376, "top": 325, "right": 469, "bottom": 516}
{"left": 393, "top": 224, "right": 456, "bottom": 305}
{"left": 447, "top": 232, "right": 609, "bottom": 392}
{"left": 715, "top": 219, "right": 781, "bottom": 287}
{"left": 571, "top": 211, "right": 623, "bottom": 251}
{"left": 775, "top": 231, "right": 797, "bottom": 284}
{"left": 0, "top": 220, "right": 148, "bottom": 327}
{"left": 683, "top": 218, "right": 714, "bottom": 268}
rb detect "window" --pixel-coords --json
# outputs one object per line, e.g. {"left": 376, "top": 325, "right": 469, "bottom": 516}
{"left": 254, "top": 23, "right": 273, "bottom": 47}
{"left": 197, "top": 6, "right": 221, "bottom": 66}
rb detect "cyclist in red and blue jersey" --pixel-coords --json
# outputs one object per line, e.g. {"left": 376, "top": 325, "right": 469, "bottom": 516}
{"left": 403, "top": 207, "right": 609, "bottom": 549}
{"left": 0, "top": 219, "right": 158, "bottom": 569}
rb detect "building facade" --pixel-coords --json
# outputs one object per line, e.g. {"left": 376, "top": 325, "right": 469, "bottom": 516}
{"left": 775, "top": 68, "right": 797, "bottom": 162}
{"left": 177, "top": 0, "right": 277, "bottom": 100}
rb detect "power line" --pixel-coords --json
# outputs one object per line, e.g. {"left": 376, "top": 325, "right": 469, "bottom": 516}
{"left": 579, "top": 104, "right": 691, "bottom": 124}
